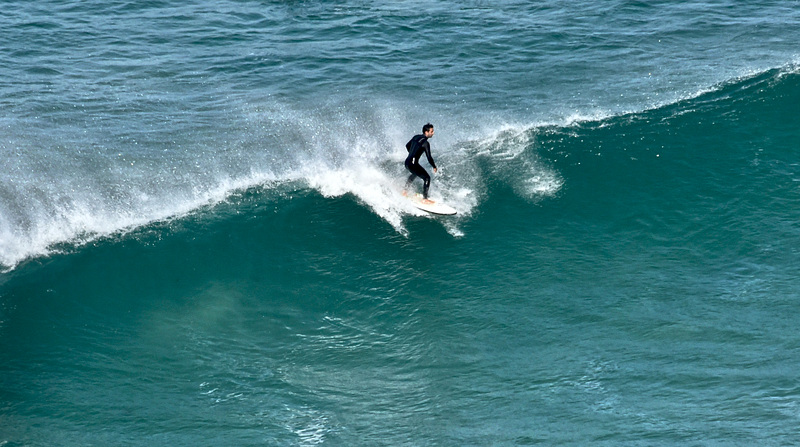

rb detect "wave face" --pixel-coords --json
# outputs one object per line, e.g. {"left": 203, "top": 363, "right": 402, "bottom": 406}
{"left": 2, "top": 1, "right": 800, "bottom": 445}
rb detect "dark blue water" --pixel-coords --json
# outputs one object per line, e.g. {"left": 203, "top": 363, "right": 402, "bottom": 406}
{"left": 2, "top": 1, "right": 800, "bottom": 445}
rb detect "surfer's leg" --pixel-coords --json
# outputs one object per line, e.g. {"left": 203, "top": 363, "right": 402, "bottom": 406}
{"left": 405, "top": 161, "right": 429, "bottom": 194}
{"left": 407, "top": 164, "right": 431, "bottom": 198}
{"left": 421, "top": 172, "right": 431, "bottom": 199}
{"left": 404, "top": 160, "right": 418, "bottom": 189}
{"left": 405, "top": 173, "right": 417, "bottom": 188}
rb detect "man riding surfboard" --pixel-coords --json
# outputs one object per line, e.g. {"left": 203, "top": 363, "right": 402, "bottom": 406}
{"left": 404, "top": 123, "right": 438, "bottom": 204}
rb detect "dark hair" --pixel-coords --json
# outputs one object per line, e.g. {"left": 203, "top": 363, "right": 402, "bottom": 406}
{"left": 423, "top": 123, "right": 434, "bottom": 133}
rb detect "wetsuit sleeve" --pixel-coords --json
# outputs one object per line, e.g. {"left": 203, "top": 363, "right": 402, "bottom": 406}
{"left": 423, "top": 141, "right": 437, "bottom": 169}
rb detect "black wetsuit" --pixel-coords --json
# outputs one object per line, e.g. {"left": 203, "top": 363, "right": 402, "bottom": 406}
{"left": 404, "top": 134, "right": 437, "bottom": 199}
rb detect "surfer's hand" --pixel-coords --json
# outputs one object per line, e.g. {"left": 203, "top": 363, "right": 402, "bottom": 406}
{"left": 433, "top": 168, "right": 438, "bottom": 173}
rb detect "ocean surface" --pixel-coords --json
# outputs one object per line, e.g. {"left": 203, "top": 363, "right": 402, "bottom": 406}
{"left": 2, "top": 0, "right": 800, "bottom": 445}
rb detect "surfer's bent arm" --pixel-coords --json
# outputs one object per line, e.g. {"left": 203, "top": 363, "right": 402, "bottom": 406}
{"left": 423, "top": 142, "right": 437, "bottom": 170}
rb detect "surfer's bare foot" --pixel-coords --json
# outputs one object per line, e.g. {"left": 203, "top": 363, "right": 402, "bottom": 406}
{"left": 421, "top": 198, "right": 435, "bottom": 205}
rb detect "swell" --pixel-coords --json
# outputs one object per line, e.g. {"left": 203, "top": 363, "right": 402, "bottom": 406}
{"left": 530, "top": 64, "right": 800, "bottom": 276}
{"left": 1, "top": 64, "right": 797, "bottom": 273}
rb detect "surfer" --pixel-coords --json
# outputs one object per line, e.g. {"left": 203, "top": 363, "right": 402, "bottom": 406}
{"left": 404, "top": 123, "right": 438, "bottom": 203}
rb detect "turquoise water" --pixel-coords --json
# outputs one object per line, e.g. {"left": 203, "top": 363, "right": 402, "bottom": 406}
{"left": 2, "top": 1, "right": 800, "bottom": 445}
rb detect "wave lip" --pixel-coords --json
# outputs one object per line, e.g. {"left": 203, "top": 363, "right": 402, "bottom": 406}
{"left": 0, "top": 170, "right": 277, "bottom": 272}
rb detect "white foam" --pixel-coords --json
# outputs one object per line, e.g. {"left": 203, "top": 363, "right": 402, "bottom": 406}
{"left": 0, "top": 94, "right": 676, "bottom": 273}
{"left": 0, "top": 96, "right": 601, "bottom": 272}
{"left": 0, "top": 169, "right": 279, "bottom": 272}
{"left": 289, "top": 109, "right": 569, "bottom": 236}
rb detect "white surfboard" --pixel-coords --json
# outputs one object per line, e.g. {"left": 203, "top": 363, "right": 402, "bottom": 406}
{"left": 403, "top": 192, "right": 457, "bottom": 215}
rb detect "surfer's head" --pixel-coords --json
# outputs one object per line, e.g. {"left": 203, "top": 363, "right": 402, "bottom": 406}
{"left": 423, "top": 123, "right": 434, "bottom": 137}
